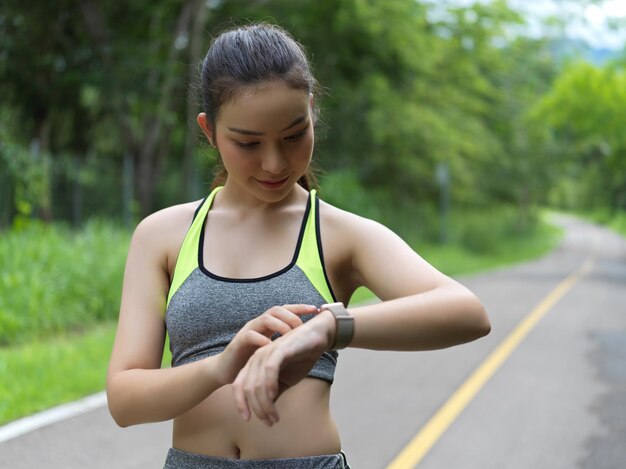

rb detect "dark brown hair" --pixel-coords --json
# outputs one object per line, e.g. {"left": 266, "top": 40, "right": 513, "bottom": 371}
{"left": 200, "top": 23, "right": 320, "bottom": 190}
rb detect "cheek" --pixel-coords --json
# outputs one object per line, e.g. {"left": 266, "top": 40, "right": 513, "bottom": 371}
{"left": 291, "top": 133, "right": 314, "bottom": 163}
{"left": 219, "top": 140, "right": 255, "bottom": 165}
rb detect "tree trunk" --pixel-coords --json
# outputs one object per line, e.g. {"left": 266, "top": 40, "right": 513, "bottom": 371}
{"left": 32, "top": 116, "right": 53, "bottom": 223}
{"left": 72, "top": 155, "right": 83, "bottom": 227}
{"left": 183, "top": 0, "right": 209, "bottom": 201}
{"left": 81, "top": 0, "right": 197, "bottom": 218}
{"left": 0, "top": 160, "right": 13, "bottom": 229}
{"left": 134, "top": 1, "right": 196, "bottom": 217}
{"left": 122, "top": 151, "right": 134, "bottom": 228}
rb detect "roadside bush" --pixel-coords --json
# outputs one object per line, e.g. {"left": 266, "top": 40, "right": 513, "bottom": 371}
{"left": 453, "top": 205, "right": 539, "bottom": 253}
{"left": 583, "top": 208, "right": 626, "bottom": 237}
{"left": 0, "top": 220, "right": 130, "bottom": 345}
{"left": 320, "top": 170, "right": 441, "bottom": 242}
{"left": 320, "top": 171, "right": 539, "bottom": 253}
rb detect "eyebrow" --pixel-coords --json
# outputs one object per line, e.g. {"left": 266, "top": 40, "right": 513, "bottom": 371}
{"left": 227, "top": 116, "right": 307, "bottom": 136}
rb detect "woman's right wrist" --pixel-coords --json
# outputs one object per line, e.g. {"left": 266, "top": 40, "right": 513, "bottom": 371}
{"left": 204, "top": 353, "right": 229, "bottom": 388}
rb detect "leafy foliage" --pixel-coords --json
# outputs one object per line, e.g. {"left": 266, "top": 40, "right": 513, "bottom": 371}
{"left": 0, "top": 220, "right": 129, "bottom": 345}
{"left": 531, "top": 60, "right": 626, "bottom": 210}
{"left": 0, "top": 0, "right": 570, "bottom": 227}
{"left": 2, "top": 0, "right": 620, "bottom": 228}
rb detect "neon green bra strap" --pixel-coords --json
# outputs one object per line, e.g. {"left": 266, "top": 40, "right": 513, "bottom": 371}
{"left": 166, "top": 186, "right": 222, "bottom": 308}
{"left": 165, "top": 187, "right": 335, "bottom": 309}
{"left": 296, "top": 189, "right": 335, "bottom": 303}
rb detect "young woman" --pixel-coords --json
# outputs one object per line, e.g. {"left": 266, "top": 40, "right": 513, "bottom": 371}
{"left": 106, "top": 23, "right": 491, "bottom": 469}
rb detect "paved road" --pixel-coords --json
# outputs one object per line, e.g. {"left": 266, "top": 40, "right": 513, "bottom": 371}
{"left": 1, "top": 214, "right": 624, "bottom": 468}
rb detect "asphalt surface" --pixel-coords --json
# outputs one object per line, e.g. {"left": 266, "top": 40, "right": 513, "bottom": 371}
{"left": 1, "top": 214, "right": 624, "bottom": 468}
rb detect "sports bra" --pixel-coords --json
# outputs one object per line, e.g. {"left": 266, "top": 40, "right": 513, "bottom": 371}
{"left": 164, "top": 187, "right": 339, "bottom": 383}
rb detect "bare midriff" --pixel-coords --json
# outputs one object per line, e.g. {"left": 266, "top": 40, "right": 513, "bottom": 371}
{"left": 172, "top": 378, "right": 341, "bottom": 459}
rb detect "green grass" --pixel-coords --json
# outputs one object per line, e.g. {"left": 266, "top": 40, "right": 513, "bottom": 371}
{"left": 418, "top": 215, "right": 563, "bottom": 276}
{"left": 0, "top": 219, "right": 130, "bottom": 346}
{"left": 0, "top": 323, "right": 116, "bottom": 423}
{"left": 0, "top": 323, "right": 172, "bottom": 425}
{"left": 0, "top": 210, "right": 563, "bottom": 426}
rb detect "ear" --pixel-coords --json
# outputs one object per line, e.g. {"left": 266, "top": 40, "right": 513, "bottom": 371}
{"left": 197, "top": 113, "right": 215, "bottom": 147}
{"left": 308, "top": 93, "right": 320, "bottom": 124}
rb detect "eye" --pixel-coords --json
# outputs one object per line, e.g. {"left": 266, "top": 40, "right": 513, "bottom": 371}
{"left": 284, "top": 128, "right": 307, "bottom": 142}
{"left": 232, "top": 140, "right": 259, "bottom": 150}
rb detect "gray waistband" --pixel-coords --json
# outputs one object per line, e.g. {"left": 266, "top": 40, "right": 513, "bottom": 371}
{"left": 164, "top": 448, "right": 350, "bottom": 469}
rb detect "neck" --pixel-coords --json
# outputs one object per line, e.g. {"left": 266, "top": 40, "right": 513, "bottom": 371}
{"left": 215, "top": 181, "right": 308, "bottom": 213}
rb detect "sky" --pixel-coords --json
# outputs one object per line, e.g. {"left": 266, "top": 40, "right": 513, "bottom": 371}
{"left": 512, "top": 0, "right": 626, "bottom": 49}
{"left": 439, "top": 0, "right": 626, "bottom": 49}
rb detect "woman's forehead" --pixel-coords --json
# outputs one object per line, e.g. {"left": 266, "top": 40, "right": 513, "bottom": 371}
{"left": 217, "top": 81, "right": 311, "bottom": 132}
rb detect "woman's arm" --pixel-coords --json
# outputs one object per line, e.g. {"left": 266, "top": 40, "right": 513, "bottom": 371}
{"left": 340, "top": 214, "right": 490, "bottom": 350}
{"left": 232, "top": 207, "right": 490, "bottom": 424}
{"left": 106, "top": 209, "right": 314, "bottom": 427}
{"left": 106, "top": 210, "right": 224, "bottom": 427}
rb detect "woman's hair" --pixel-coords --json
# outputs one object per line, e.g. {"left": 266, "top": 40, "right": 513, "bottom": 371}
{"left": 200, "top": 23, "right": 320, "bottom": 190}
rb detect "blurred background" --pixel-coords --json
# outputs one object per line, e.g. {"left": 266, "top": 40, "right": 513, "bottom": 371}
{"left": 1, "top": 0, "right": 625, "bottom": 425}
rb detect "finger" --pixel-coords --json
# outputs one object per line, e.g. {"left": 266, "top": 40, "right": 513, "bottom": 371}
{"left": 281, "top": 304, "right": 319, "bottom": 316}
{"left": 233, "top": 367, "right": 251, "bottom": 421}
{"left": 253, "top": 356, "right": 281, "bottom": 426}
{"left": 243, "top": 355, "right": 271, "bottom": 425}
{"left": 232, "top": 330, "right": 271, "bottom": 358}
{"left": 242, "top": 330, "right": 272, "bottom": 348}
{"left": 252, "top": 307, "right": 304, "bottom": 333}
{"left": 263, "top": 353, "right": 282, "bottom": 423}
{"left": 255, "top": 314, "right": 296, "bottom": 338}
{"left": 264, "top": 304, "right": 316, "bottom": 330}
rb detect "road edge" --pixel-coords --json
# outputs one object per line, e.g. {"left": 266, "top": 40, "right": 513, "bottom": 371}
{"left": 0, "top": 391, "right": 107, "bottom": 443}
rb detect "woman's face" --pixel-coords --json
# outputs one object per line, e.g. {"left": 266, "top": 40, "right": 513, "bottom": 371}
{"left": 204, "top": 80, "right": 314, "bottom": 204}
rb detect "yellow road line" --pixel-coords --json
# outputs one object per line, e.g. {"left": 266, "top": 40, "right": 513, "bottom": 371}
{"left": 386, "top": 249, "right": 597, "bottom": 469}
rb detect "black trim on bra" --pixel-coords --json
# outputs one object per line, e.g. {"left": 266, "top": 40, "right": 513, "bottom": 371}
{"left": 315, "top": 196, "right": 338, "bottom": 302}
{"left": 192, "top": 196, "right": 208, "bottom": 223}
{"left": 197, "top": 193, "right": 312, "bottom": 283}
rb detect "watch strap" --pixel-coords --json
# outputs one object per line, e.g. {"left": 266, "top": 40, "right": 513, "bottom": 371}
{"left": 321, "top": 302, "right": 354, "bottom": 350}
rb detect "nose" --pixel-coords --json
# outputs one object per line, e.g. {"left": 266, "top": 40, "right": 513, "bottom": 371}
{"left": 261, "top": 146, "right": 287, "bottom": 174}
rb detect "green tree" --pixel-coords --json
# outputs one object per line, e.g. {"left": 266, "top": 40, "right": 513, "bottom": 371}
{"left": 532, "top": 61, "right": 626, "bottom": 210}
{"left": 0, "top": 0, "right": 212, "bottom": 221}
{"left": 210, "top": 0, "right": 535, "bottom": 211}
{"left": 0, "top": 1, "right": 97, "bottom": 222}
{"left": 0, "top": 0, "right": 569, "bottom": 227}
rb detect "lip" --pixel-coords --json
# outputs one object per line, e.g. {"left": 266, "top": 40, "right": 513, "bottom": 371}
{"left": 254, "top": 176, "right": 289, "bottom": 190}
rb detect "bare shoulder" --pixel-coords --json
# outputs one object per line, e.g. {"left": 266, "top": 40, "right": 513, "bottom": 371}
{"left": 318, "top": 198, "right": 451, "bottom": 300}
{"left": 135, "top": 199, "right": 201, "bottom": 235}
{"left": 318, "top": 199, "right": 401, "bottom": 247}
{"left": 130, "top": 199, "right": 204, "bottom": 275}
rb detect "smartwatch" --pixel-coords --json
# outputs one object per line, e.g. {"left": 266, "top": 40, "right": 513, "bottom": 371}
{"left": 319, "top": 302, "right": 354, "bottom": 351}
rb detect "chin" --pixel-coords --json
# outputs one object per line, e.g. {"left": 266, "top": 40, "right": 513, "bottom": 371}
{"left": 250, "top": 178, "right": 300, "bottom": 200}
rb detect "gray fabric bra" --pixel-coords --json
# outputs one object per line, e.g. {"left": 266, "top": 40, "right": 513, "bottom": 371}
{"left": 165, "top": 187, "right": 338, "bottom": 383}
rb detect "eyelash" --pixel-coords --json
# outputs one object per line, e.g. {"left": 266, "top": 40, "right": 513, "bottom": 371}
{"left": 233, "top": 128, "right": 307, "bottom": 150}
{"left": 285, "top": 129, "right": 307, "bottom": 142}
{"left": 233, "top": 141, "right": 259, "bottom": 149}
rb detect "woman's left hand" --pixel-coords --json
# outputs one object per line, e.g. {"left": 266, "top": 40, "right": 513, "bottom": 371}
{"left": 232, "top": 310, "right": 336, "bottom": 426}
